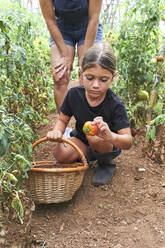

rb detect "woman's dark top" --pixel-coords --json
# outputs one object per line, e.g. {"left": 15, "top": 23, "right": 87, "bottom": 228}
{"left": 53, "top": 0, "right": 89, "bottom": 26}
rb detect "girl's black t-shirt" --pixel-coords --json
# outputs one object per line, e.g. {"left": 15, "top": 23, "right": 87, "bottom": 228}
{"left": 60, "top": 86, "right": 130, "bottom": 145}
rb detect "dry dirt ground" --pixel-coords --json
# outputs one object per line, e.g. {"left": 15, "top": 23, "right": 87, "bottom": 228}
{"left": 27, "top": 79, "right": 165, "bottom": 248}
{"left": 29, "top": 110, "right": 165, "bottom": 248}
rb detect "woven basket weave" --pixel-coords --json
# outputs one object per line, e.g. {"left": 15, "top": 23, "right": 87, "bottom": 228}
{"left": 26, "top": 137, "right": 88, "bottom": 204}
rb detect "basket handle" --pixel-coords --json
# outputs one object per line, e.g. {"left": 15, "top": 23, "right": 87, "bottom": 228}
{"left": 32, "top": 137, "right": 88, "bottom": 167}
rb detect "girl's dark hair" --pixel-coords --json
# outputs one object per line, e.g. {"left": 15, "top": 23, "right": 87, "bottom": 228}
{"left": 82, "top": 42, "right": 116, "bottom": 75}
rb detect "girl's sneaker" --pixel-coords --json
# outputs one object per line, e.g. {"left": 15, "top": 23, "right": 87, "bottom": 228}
{"left": 63, "top": 127, "right": 73, "bottom": 139}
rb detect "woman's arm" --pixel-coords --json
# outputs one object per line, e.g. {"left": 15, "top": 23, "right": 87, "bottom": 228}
{"left": 39, "top": 0, "right": 69, "bottom": 56}
{"left": 47, "top": 113, "right": 71, "bottom": 140}
{"left": 79, "top": 0, "right": 103, "bottom": 63}
{"left": 39, "top": 0, "right": 71, "bottom": 78}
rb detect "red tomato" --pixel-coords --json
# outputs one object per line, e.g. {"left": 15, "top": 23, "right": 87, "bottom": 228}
{"left": 83, "top": 121, "right": 98, "bottom": 136}
{"left": 147, "top": 153, "right": 152, "bottom": 158}
{"left": 156, "top": 56, "right": 164, "bottom": 62}
{"left": 21, "top": 88, "right": 28, "bottom": 95}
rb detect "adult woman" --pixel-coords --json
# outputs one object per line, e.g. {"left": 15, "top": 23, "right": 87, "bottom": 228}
{"left": 39, "top": 0, "right": 103, "bottom": 114}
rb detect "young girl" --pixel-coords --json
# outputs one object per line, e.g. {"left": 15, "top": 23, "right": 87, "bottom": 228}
{"left": 47, "top": 42, "right": 132, "bottom": 186}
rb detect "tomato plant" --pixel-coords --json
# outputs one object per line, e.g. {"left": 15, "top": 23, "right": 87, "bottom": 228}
{"left": 0, "top": 2, "right": 54, "bottom": 123}
{"left": 103, "top": 0, "right": 164, "bottom": 128}
{"left": 0, "top": 105, "right": 33, "bottom": 223}
{"left": 0, "top": 1, "right": 54, "bottom": 223}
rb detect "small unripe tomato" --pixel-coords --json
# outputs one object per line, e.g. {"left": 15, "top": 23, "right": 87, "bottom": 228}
{"left": 83, "top": 121, "right": 98, "bottom": 136}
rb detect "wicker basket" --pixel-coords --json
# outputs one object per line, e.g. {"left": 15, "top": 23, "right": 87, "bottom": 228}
{"left": 26, "top": 137, "right": 88, "bottom": 204}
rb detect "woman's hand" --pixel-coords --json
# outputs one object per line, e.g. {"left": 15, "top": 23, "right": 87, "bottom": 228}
{"left": 92, "top": 117, "right": 114, "bottom": 141}
{"left": 54, "top": 56, "right": 72, "bottom": 80}
{"left": 47, "top": 130, "right": 63, "bottom": 141}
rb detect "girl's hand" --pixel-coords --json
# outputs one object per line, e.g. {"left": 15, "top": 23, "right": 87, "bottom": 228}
{"left": 47, "top": 130, "right": 63, "bottom": 141}
{"left": 92, "top": 117, "right": 113, "bottom": 141}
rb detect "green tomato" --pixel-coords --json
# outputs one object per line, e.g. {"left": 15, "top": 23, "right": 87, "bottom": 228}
{"left": 5, "top": 173, "right": 18, "bottom": 184}
{"left": 137, "top": 90, "right": 149, "bottom": 101}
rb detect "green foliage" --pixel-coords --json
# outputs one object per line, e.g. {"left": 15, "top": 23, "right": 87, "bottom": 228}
{"left": 0, "top": 106, "right": 32, "bottom": 184}
{"left": 11, "top": 192, "right": 24, "bottom": 224}
{"left": 0, "top": 1, "right": 53, "bottom": 122}
{"left": 104, "top": 0, "right": 164, "bottom": 128}
{"left": 0, "top": 105, "right": 33, "bottom": 223}
{"left": 0, "top": 0, "right": 53, "bottom": 223}
{"left": 114, "top": 0, "right": 161, "bottom": 94}
{"left": 146, "top": 114, "right": 165, "bottom": 141}
{"left": 70, "top": 54, "right": 78, "bottom": 80}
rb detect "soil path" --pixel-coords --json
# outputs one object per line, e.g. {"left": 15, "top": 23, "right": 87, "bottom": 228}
{"left": 30, "top": 82, "right": 165, "bottom": 248}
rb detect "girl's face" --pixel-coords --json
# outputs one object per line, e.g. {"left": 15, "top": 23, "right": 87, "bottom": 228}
{"left": 82, "top": 64, "right": 115, "bottom": 102}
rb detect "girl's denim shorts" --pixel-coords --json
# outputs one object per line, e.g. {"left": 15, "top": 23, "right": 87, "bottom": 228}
{"left": 50, "top": 20, "right": 103, "bottom": 47}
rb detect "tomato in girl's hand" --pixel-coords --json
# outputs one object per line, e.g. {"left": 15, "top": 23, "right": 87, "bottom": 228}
{"left": 83, "top": 121, "right": 98, "bottom": 136}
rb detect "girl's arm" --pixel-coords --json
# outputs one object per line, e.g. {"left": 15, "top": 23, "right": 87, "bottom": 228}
{"left": 111, "top": 128, "right": 132, "bottom": 150}
{"left": 47, "top": 113, "right": 71, "bottom": 140}
{"left": 93, "top": 117, "right": 132, "bottom": 150}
